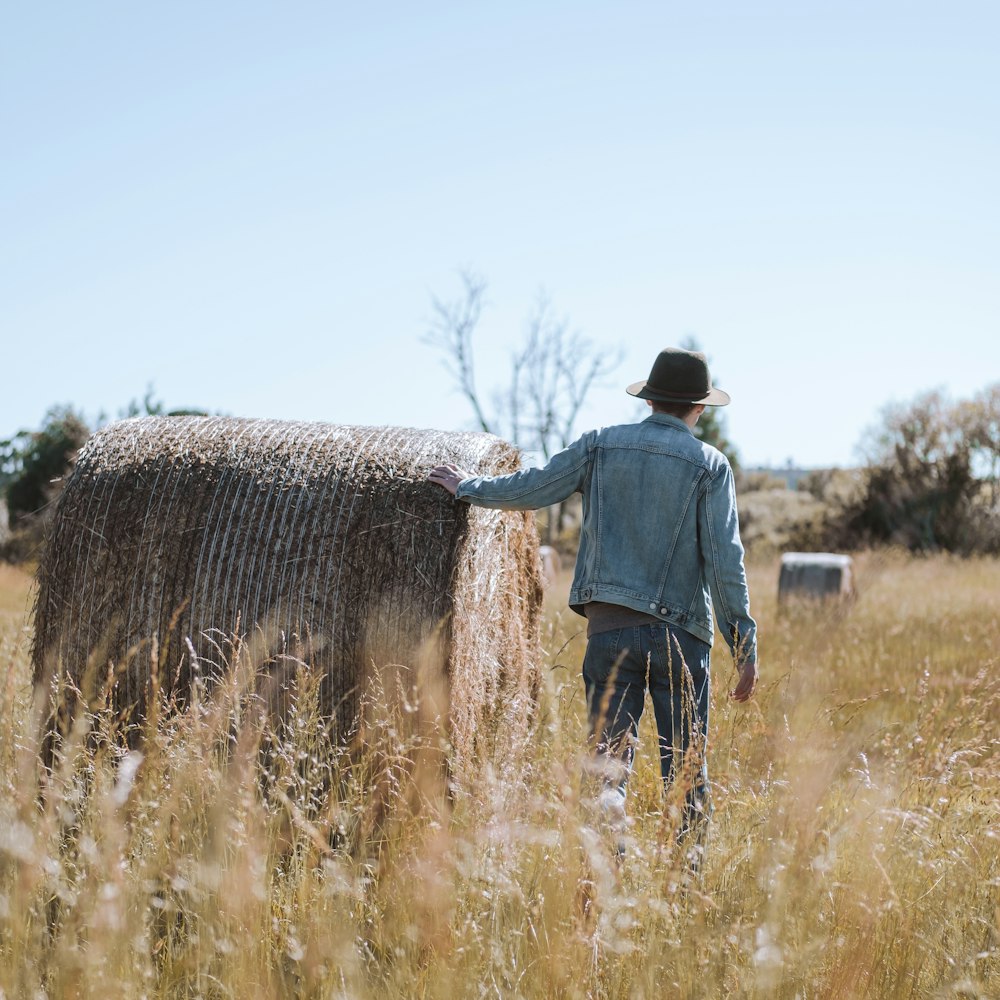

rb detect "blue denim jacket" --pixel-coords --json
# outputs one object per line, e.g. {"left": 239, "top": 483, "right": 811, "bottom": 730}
{"left": 456, "top": 412, "right": 756, "bottom": 666}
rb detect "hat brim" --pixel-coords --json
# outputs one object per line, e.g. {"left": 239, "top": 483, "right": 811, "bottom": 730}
{"left": 626, "top": 380, "right": 731, "bottom": 406}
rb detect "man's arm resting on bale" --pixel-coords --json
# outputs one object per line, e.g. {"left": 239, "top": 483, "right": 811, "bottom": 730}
{"left": 427, "top": 434, "right": 592, "bottom": 510}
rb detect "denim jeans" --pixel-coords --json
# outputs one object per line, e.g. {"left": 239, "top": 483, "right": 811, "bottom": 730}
{"left": 582, "top": 623, "right": 711, "bottom": 838}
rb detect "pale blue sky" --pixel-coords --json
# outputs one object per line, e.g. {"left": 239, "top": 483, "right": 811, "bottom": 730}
{"left": 4, "top": 1, "right": 998, "bottom": 467}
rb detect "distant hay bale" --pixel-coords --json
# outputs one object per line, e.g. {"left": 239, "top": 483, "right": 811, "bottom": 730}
{"left": 32, "top": 416, "right": 542, "bottom": 774}
{"left": 778, "top": 552, "right": 855, "bottom": 602}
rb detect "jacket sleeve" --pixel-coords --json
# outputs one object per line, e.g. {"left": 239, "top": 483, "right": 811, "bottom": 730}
{"left": 698, "top": 461, "right": 757, "bottom": 666}
{"left": 455, "top": 432, "right": 593, "bottom": 510}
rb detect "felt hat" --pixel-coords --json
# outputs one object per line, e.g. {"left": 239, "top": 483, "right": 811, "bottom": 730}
{"left": 626, "top": 347, "right": 731, "bottom": 406}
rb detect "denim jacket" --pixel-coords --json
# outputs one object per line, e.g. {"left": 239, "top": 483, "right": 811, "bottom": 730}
{"left": 456, "top": 412, "right": 756, "bottom": 666}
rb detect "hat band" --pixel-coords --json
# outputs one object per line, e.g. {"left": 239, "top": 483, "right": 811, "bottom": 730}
{"left": 647, "top": 386, "right": 711, "bottom": 400}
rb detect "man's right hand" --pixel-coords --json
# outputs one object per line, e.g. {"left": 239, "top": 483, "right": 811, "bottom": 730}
{"left": 427, "top": 463, "right": 471, "bottom": 496}
{"left": 730, "top": 660, "right": 758, "bottom": 702}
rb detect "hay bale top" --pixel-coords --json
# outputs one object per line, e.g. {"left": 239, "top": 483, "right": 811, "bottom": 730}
{"left": 780, "top": 552, "right": 852, "bottom": 568}
{"left": 81, "top": 415, "right": 514, "bottom": 485}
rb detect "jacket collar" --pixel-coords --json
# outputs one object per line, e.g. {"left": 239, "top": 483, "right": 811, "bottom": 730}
{"left": 643, "top": 412, "right": 695, "bottom": 436}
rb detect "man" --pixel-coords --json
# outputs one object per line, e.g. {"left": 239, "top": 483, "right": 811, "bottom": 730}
{"left": 428, "top": 346, "right": 757, "bottom": 856}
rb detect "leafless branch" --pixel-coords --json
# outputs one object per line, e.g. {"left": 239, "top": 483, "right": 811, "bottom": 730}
{"left": 423, "top": 270, "right": 493, "bottom": 434}
{"left": 425, "top": 272, "right": 622, "bottom": 460}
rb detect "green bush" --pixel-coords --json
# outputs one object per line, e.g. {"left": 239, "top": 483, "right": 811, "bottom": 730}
{"left": 1, "top": 406, "right": 91, "bottom": 527}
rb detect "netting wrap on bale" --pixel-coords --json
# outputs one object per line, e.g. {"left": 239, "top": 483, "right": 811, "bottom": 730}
{"left": 32, "top": 416, "right": 542, "bottom": 774}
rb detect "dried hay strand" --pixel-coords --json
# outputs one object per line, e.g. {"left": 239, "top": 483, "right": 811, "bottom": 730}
{"left": 31, "top": 416, "right": 542, "bottom": 777}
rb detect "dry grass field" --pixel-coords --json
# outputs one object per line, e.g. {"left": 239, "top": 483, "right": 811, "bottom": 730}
{"left": 0, "top": 552, "right": 997, "bottom": 998}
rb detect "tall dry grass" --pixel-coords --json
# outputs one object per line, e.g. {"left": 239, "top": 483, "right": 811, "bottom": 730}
{"left": 0, "top": 552, "right": 997, "bottom": 998}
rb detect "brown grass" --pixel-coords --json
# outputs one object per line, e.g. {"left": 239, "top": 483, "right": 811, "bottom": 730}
{"left": 0, "top": 563, "right": 33, "bottom": 626}
{"left": 1, "top": 550, "right": 998, "bottom": 997}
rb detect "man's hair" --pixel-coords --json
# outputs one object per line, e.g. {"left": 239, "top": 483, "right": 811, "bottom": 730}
{"left": 650, "top": 399, "right": 698, "bottom": 419}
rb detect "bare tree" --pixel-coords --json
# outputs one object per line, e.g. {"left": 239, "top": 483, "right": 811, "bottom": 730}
{"left": 425, "top": 269, "right": 622, "bottom": 543}
{"left": 425, "top": 271, "right": 492, "bottom": 434}
{"left": 498, "top": 291, "right": 619, "bottom": 460}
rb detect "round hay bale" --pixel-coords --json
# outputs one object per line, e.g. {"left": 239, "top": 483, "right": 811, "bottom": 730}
{"left": 32, "top": 416, "right": 542, "bottom": 773}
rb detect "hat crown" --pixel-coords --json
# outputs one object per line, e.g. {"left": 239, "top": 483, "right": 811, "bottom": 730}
{"left": 646, "top": 348, "right": 711, "bottom": 398}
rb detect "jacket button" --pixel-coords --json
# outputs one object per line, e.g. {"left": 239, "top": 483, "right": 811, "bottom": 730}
{"left": 660, "top": 607, "right": 668, "bottom": 615}
{"left": 649, "top": 603, "right": 656, "bottom": 610}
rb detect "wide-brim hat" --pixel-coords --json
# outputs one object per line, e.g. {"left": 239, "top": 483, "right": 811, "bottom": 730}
{"left": 626, "top": 347, "right": 731, "bottom": 406}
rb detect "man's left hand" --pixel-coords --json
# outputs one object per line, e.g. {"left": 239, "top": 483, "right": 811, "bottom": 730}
{"left": 427, "top": 464, "right": 471, "bottom": 496}
{"left": 730, "top": 660, "right": 758, "bottom": 702}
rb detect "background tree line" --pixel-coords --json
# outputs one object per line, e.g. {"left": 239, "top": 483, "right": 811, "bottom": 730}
{"left": 0, "top": 389, "right": 207, "bottom": 560}
{"left": 737, "top": 384, "right": 1000, "bottom": 556}
{"left": 840, "top": 384, "right": 1000, "bottom": 553}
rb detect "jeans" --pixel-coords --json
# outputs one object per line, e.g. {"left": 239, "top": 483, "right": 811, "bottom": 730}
{"left": 582, "top": 623, "right": 711, "bottom": 839}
